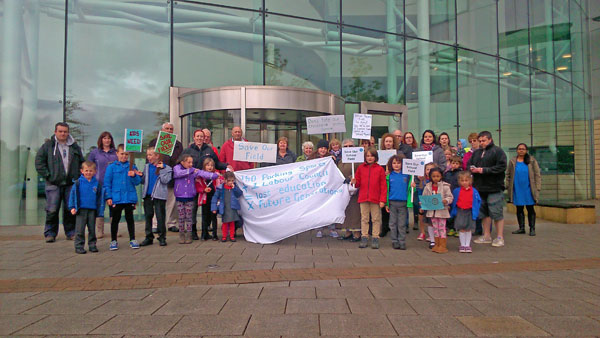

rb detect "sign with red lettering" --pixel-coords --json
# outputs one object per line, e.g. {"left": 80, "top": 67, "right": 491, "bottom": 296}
{"left": 154, "top": 131, "right": 177, "bottom": 156}
{"left": 124, "top": 129, "right": 143, "bottom": 152}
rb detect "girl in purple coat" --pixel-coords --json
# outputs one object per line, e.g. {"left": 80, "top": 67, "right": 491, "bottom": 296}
{"left": 173, "top": 154, "right": 218, "bottom": 244}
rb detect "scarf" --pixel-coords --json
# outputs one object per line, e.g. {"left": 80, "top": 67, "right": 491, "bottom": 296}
{"left": 421, "top": 143, "right": 434, "bottom": 151}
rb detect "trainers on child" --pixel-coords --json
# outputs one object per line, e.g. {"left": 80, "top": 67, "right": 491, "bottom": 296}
{"left": 398, "top": 242, "right": 407, "bottom": 250}
{"left": 89, "top": 246, "right": 98, "bottom": 253}
{"left": 458, "top": 246, "right": 466, "bottom": 253}
{"left": 465, "top": 246, "right": 472, "bottom": 253}
{"left": 359, "top": 237, "right": 368, "bottom": 248}
{"left": 417, "top": 233, "right": 425, "bottom": 241}
{"left": 474, "top": 236, "right": 492, "bottom": 244}
{"left": 392, "top": 242, "right": 400, "bottom": 249}
{"left": 129, "top": 239, "right": 140, "bottom": 249}
{"left": 109, "top": 241, "right": 118, "bottom": 251}
{"left": 329, "top": 230, "right": 339, "bottom": 238}
{"left": 371, "top": 238, "right": 380, "bottom": 249}
{"left": 491, "top": 237, "right": 505, "bottom": 247}
{"left": 448, "top": 229, "right": 456, "bottom": 237}
{"left": 315, "top": 230, "right": 323, "bottom": 238}
{"left": 75, "top": 247, "right": 86, "bottom": 254}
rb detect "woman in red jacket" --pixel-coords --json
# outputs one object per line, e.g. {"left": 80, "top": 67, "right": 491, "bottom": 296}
{"left": 351, "top": 147, "right": 387, "bottom": 249}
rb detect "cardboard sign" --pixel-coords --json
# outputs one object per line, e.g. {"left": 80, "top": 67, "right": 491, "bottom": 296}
{"left": 377, "top": 150, "right": 397, "bottom": 166}
{"left": 154, "top": 131, "right": 177, "bottom": 156}
{"left": 342, "top": 147, "right": 365, "bottom": 163}
{"left": 124, "top": 129, "right": 143, "bottom": 152}
{"left": 351, "top": 113, "right": 372, "bottom": 139}
{"left": 306, "top": 115, "right": 346, "bottom": 134}
{"left": 412, "top": 150, "right": 434, "bottom": 164}
{"left": 402, "top": 158, "right": 425, "bottom": 176}
{"left": 420, "top": 194, "right": 445, "bottom": 210}
{"left": 233, "top": 141, "right": 277, "bottom": 163}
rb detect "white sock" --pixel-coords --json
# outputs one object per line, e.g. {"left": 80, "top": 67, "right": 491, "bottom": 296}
{"left": 459, "top": 232, "right": 466, "bottom": 246}
{"left": 427, "top": 226, "right": 435, "bottom": 241}
{"left": 465, "top": 232, "right": 472, "bottom": 246}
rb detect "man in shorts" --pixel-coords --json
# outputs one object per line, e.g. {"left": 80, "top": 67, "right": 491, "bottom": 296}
{"left": 468, "top": 131, "right": 507, "bottom": 247}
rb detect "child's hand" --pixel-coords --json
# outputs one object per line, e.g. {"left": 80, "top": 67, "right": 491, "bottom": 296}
{"left": 156, "top": 161, "right": 164, "bottom": 169}
{"left": 70, "top": 208, "right": 76, "bottom": 215}
{"left": 204, "top": 187, "right": 211, "bottom": 193}
{"left": 385, "top": 206, "right": 390, "bottom": 213}
{"left": 136, "top": 170, "right": 143, "bottom": 176}
{"left": 107, "top": 199, "right": 113, "bottom": 207}
{"left": 379, "top": 202, "right": 385, "bottom": 208}
{"left": 410, "top": 181, "right": 416, "bottom": 188}
{"left": 212, "top": 211, "right": 217, "bottom": 214}
{"left": 127, "top": 170, "right": 135, "bottom": 177}
{"left": 350, "top": 178, "right": 356, "bottom": 186}
{"left": 443, "top": 199, "right": 448, "bottom": 205}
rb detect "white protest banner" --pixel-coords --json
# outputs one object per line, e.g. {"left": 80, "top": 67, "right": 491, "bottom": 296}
{"left": 402, "top": 158, "right": 425, "bottom": 176}
{"left": 306, "top": 115, "right": 346, "bottom": 134}
{"left": 342, "top": 147, "right": 364, "bottom": 163}
{"left": 412, "top": 150, "right": 433, "bottom": 164}
{"left": 233, "top": 141, "right": 277, "bottom": 163}
{"left": 377, "top": 150, "right": 397, "bottom": 166}
{"left": 235, "top": 157, "right": 351, "bottom": 244}
{"left": 351, "top": 113, "right": 372, "bottom": 139}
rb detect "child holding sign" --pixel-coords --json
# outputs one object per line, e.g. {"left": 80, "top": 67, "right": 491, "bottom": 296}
{"left": 421, "top": 167, "right": 453, "bottom": 253}
{"left": 173, "top": 154, "right": 219, "bottom": 244}
{"left": 450, "top": 171, "right": 481, "bottom": 253}
{"left": 351, "top": 147, "right": 387, "bottom": 249}
{"left": 386, "top": 155, "right": 409, "bottom": 250}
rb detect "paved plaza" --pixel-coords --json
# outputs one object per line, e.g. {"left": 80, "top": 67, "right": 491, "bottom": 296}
{"left": 1, "top": 210, "right": 599, "bottom": 337}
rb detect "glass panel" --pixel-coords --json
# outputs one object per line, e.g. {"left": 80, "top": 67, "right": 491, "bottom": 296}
{"left": 528, "top": 0, "right": 554, "bottom": 72}
{"left": 569, "top": 0, "right": 584, "bottom": 89}
{"left": 264, "top": 14, "right": 340, "bottom": 94}
{"left": 0, "top": 1, "right": 65, "bottom": 225}
{"left": 173, "top": 3, "right": 263, "bottom": 89}
{"left": 406, "top": 42, "right": 457, "bottom": 138}
{"left": 65, "top": 0, "right": 169, "bottom": 220}
{"left": 458, "top": 50, "right": 499, "bottom": 145}
{"left": 186, "top": 110, "right": 241, "bottom": 151}
{"left": 456, "top": 0, "right": 497, "bottom": 55}
{"left": 200, "top": 0, "right": 262, "bottom": 10}
{"left": 552, "top": 0, "right": 571, "bottom": 82}
{"left": 498, "top": 0, "right": 529, "bottom": 65}
{"left": 342, "top": 0, "right": 404, "bottom": 35}
{"left": 268, "top": 0, "right": 339, "bottom": 22}
{"left": 555, "top": 77, "right": 574, "bottom": 201}
{"left": 572, "top": 87, "right": 590, "bottom": 199}
{"left": 404, "top": 0, "right": 456, "bottom": 44}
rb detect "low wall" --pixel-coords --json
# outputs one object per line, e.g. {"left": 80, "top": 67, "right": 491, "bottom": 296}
{"left": 506, "top": 203, "right": 596, "bottom": 224}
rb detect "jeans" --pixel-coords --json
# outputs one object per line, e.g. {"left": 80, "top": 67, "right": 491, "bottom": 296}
{"left": 388, "top": 200, "right": 408, "bottom": 244}
{"left": 143, "top": 196, "right": 166, "bottom": 240}
{"left": 44, "top": 183, "right": 75, "bottom": 238}
{"left": 111, "top": 204, "right": 135, "bottom": 241}
{"left": 75, "top": 208, "right": 97, "bottom": 249}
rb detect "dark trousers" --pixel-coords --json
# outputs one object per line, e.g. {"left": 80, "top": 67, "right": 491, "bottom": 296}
{"left": 75, "top": 208, "right": 97, "bottom": 249}
{"left": 389, "top": 201, "right": 408, "bottom": 244}
{"left": 201, "top": 202, "right": 218, "bottom": 238}
{"left": 516, "top": 205, "right": 536, "bottom": 223}
{"left": 143, "top": 196, "right": 166, "bottom": 241}
{"left": 110, "top": 204, "right": 135, "bottom": 241}
{"left": 44, "top": 183, "right": 76, "bottom": 238}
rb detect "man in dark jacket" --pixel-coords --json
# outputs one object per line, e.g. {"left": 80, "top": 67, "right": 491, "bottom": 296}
{"left": 149, "top": 123, "right": 183, "bottom": 232}
{"left": 467, "top": 131, "right": 507, "bottom": 248}
{"left": 35, "top": 122, "right": 84, "bottom": 242}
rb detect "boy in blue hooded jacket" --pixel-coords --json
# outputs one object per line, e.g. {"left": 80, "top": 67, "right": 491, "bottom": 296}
{"left": 104, "top": 144, "right": 142, "bottom": 251}
{"left": 68, "top": 161, "right": 105, "bottom": 254}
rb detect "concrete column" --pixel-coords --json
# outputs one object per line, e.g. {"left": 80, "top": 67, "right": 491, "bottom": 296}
{"left": 386, "top": 0, "right": 398, "bottom": 131}
{"left": 417, "top": 0, "right": 430, "bottom": 132}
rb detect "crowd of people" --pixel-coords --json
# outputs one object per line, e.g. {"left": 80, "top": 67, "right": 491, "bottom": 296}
{"left": 35, "top": 121, "right": 542, "bottom": 254}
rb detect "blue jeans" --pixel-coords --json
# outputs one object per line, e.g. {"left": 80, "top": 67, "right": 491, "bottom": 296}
{"left": 44, "top": 183, "right": 76, "bottom": 238}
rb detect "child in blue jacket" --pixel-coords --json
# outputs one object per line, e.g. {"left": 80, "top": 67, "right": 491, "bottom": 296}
{"left": 386, "top": 155, "right": 410, "bottom": 250}
{"left": 450, "top": 171, "right": 482, "bottom": 253}
{"left": 140, "top": 148, "right": 173, "bottom": 247}
{"left": 68, "top": 161, "right": 105, "bottom": 254}
{"left": 211, "top": 171, "right": 243, "bottom": 242}
{"left": 104, "top": 144, "right": 142, "bottom": 251}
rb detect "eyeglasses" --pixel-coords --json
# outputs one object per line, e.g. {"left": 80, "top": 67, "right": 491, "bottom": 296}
{"left": 343, "top": 145, "right": 353, "bottom": 147}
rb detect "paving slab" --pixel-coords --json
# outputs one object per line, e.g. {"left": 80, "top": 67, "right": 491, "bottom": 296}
{"left": 202, "top": 286, "right": 262, "bottom": 299}
{"left": 88, "top": 297, "right": 168, "bottom": 315}
{"left": 422, "top": 287, "right": 490, "bottom": 300}
{"left": 86, "top": 288, "right": 155, "bottom": 301}
{"left": 15, "top": 314, "right": 114, "bottom": 335}
{"left": 153, "top": 298, "right": 227, "bottom": 315}
{"left": 0, "top": 314, "right": 46, "bottom": 335}
{"left": 219, "top": 298, "right": 286, "bottom": 315}
{"left": 406, "top": 299, "right": 483, "bottom": 316}
{"left": 457, "top": 315, "right": 550, "bottom": 336}
{"left": 346, "top": 298, "right": 417, "bottom": 315}
{"left": 286, "top": 298, "right": 350, "bottom": 314}
{"left": 24, "top": 298, "right": 108, "bottom": 314}
{"left": 526, "top": 299, "right": 600, "bottom": 316}
{"left": 0, "top": 297, "right": 49, "bottom": 314}
{"left": 259, "top": 286, "right": 316, "bottom": 299}
{"left": 316, "top": 286, "right": 374, "bottom": 299}
{"left": 90, "top": 314, "right": 181, "bottom": 335}
{"left": 368, "top": 286, "right": 431, "bottom": 300}
{"left": 245, "top": 314, "right": 319, "bottom": 336}
{"left": 523, "top": 315, "right": 600, "bottom": 335}
{"left": 167, "top": 314, "right": 250, "bottom": 336}
{"left": 319, "top": 314, "right": 397, "bottom": 336}
{"left": 387, "top": 314, "right": 474, "bottom": 336}
{"left": 467, "top": 299, "right": 551, "bottom": 316}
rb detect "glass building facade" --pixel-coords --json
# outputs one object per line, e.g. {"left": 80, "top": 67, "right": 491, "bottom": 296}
{"left": 0, "top": 0, "right": 594, "bottom": 225}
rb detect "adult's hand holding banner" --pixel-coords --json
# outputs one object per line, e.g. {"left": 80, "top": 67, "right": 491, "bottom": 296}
{"left": 306, "top": 115, "right": 346, "bottom": 134}
{"left": 233, "top": 141, "right": 277, "bottom": 163}
{"left": 235, "top": 157, "right": 351, "bottom": 244}
{"left": 154, "top": 131, "right": 177, "bottom": 156}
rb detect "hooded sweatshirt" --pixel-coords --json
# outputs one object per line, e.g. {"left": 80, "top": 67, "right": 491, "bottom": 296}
{"left": 35, "top": 134, "right": 84, "bottom": 186}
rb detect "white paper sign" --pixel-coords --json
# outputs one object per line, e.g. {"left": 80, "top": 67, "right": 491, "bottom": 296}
{"left": 412, "top": 151, "right": 433, "bottom": 164}
{"left": 233, "top": 141, "right": 277, "bottom": 163}
{"left": 235, "top": 157, "right": 351, "bottom": 244}
{"left": 402, "top": 158, "right": 425, "bottom": 176}
{"left": 351, "top": 113, "right": 372, "bottom": 139}
{"left": 306, "top": 115, "right": 346, "bottom": 134}
{"left": 377, "top": 150, "right": 397, "bottom": 166}
{"left": 342, "top": 147, "right": 365, "bottom": 163}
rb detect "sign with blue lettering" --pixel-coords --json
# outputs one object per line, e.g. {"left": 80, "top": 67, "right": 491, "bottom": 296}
{"left": 233, "top": 141, "right": 277, "bottom": 163}
{"left": 342, "top": 147, "right": 364, "bottom": 163}
{"left": 234, "top": 157, "right": 351, "bottom": 244}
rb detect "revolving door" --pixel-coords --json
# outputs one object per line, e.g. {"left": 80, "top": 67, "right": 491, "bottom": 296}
{"left": 170, "top": 86, "right": 345, "bottom": 156}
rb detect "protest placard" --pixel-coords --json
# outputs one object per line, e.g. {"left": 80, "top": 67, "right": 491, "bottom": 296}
{"left": 233, "top": 141, "right": 277, "bottom": 163}
{"left": 351, "top": 113, "right": 372, "bottom": 139}
{"left": 412, "top": 150, "right": 433, "bottom": 164}
{"left": 154, "top": 131, "right": 177, "bottom": 156}
{"left": 420, "top": 194, "right": 444, "bottom": 210}
{"left": 377, "top": 150, "right": 397, "bottom": 166}
{"left": 402, "top": 158, "right": 425, "bottom": 176}
{"left": 342, "top": 147, "right": 365, "bottom": 163}
{"left": 124, "top": 129, "right": 143, "bottom": 153}
{"left": 306, "top": 115, "right": 346, "bottom": 134}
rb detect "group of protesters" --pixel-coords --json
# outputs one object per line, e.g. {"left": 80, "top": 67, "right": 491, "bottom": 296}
{"left": 35, "top": 121, "right": 541, "bottom": 254}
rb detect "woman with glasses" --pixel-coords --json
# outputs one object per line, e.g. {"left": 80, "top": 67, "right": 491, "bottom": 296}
{"left": 506, "top": 143, "right": 541, "bottom": 236}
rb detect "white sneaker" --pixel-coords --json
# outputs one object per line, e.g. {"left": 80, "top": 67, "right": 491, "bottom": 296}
{"left": 474, "top": 236, "right": 492, "bottom": 244}
{"left": 491, "top": 237, "right": 505, "bottom": 247}
{"left": 316, "top": 230, "right": 323, "bottom": 238}
{"left": 329, "top": 230, "right": 339, "bottom": 238}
